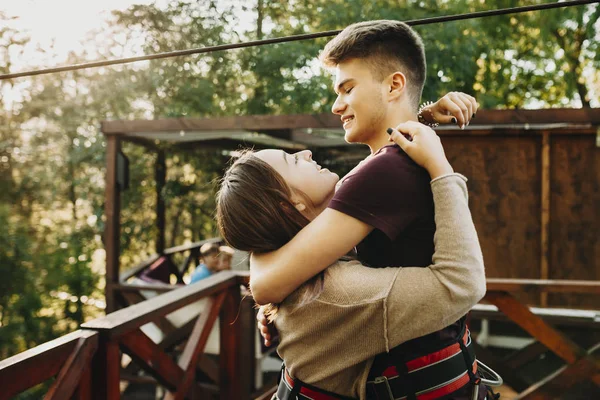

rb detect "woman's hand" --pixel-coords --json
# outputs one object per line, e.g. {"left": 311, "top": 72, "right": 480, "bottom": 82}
{"left": 388, "top": 121, "right": 453, "bottom": 179}
{"left": 421, "top": 92, "right": 478, "bottom": 129}
{"left": 257, "top": 306, "right": 277, "bottom": 347}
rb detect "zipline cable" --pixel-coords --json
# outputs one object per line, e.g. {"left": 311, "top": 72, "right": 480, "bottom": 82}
{"left": 0, "top": 0, "right": 598, "bottom": 80}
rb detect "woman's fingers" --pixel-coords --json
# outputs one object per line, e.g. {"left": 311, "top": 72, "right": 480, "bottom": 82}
{"left": 432, "top": 92, "right": 479, "bottom": 128}
{"left": 448, "top": 93, "right": 470, "bottom": 128}
{"left": 388, "top": 126, "right": 413, "bottom": 150}
{"left": 388, "top": 122, "right": 450, "bottom": 177}
{"left": 256, "top": 306, "right": 272, "bottom": 344}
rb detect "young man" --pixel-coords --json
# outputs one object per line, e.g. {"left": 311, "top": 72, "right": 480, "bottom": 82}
{"left": 251, "top": 20, "right": 483, "bottom": 400}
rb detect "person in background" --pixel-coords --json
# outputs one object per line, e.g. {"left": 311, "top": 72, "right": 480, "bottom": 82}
{"left": 217, "top": 245, "right": 234, "bottom": 271}
{"left": 190, "top": 242, "right": 221, "bottom": 283}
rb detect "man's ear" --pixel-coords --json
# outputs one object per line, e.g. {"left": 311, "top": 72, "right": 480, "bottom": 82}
{"left": 387, "top": 71, "right": 406, "bottom": 101}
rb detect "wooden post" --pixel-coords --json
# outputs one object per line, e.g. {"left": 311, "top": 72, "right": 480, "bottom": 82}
{"left": 90, "top": 339, "right": 121, "bottom": 400}
{"left": 219, "top": 286, "right": 247, "bottom": 400}
{"left": 239, "top": 295, "right": 257, "bottom": 393}
{"left": 105, "top": 135, "right": 121, "bottom": 314}
{"left": 540, "top": 132, "right": 550, "bottom": 306}
{"left": 156, "top": 149, "right": 166, "bottom": 254}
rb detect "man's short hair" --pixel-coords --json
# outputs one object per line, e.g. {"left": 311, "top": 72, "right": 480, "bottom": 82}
{"left": 320, "top": 20, "right": 426, "bottom": 110}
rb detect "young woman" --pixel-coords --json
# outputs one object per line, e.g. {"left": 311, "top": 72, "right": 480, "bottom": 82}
{"left": 216, "top": 122, "right": 486, "bottom": 400}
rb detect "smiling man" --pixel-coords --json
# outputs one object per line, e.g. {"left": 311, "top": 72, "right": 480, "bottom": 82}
{"left": 250, "top": 20, "right": 484, "bottom": 400}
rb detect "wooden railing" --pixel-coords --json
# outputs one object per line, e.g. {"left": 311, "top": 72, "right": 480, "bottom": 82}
{"left": 118, "top": 238, "right": 221, "bottom": 284}
{"left": 479, "top": 279, "right": 600, "bottom": 399}
{"left": 0, "top": 329, "right": 98, "bottom": 399}
{"left": 0, "top": 270, "right": 264, "bottom": 400}
{"left": 1, "top": 276, "right": 598, "bottom": 400}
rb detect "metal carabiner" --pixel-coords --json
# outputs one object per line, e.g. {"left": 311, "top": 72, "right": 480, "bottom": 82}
{"left": 374, "top": 376, "right": 395, "bottom": 400}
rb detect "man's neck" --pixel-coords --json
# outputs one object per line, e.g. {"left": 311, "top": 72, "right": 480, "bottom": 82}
{"left": 367, "top": 109, "right": 418, "bottom": 153}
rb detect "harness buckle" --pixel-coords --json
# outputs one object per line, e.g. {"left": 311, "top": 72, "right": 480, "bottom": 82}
{"left": 374, "top": 376, "right": 395, "bottom": 400}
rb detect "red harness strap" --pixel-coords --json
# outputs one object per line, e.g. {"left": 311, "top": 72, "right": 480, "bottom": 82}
{"left": 277, "top": 368, "right": 355, "bottom": 400}
{"left": 366, "top": 328, "right": 479, "bottom": 400}
{"left": 276, "top": 329, "right": 478, "bottom": 400}
{"left": 382, "top": 328, "right": 471, "bottom": 377}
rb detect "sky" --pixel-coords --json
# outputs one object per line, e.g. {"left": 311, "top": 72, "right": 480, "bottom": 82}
{"left": 1, "top": 0, "right": 159, "bottom": 69}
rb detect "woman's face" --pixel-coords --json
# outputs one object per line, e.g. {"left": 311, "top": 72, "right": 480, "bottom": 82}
{"left": 255, "top": 149, "right": 339, "bottom": 214}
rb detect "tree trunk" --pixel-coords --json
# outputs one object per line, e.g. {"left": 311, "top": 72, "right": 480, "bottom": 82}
{"left": 257, "top": 0, "right": 264, "bottom": 40}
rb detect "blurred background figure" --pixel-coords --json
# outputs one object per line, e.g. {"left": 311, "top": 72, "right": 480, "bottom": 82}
{"left": 189, "top": 242, "right": 221, "bottom": 283}
{"left": 217, "top": 245, "right": 234, "bottom": 272}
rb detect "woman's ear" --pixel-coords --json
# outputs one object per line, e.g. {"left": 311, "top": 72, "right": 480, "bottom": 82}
{"left": 387, "top": 71, "right": 406, "bottom": 100}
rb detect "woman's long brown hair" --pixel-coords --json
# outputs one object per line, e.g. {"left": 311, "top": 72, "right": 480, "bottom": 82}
{"left": 216, "top": 150, "right": 324, "bottom": 320}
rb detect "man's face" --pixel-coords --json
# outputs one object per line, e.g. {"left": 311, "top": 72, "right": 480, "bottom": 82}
{"left": 331, "top": 58, "right": 388, "bottom": 145}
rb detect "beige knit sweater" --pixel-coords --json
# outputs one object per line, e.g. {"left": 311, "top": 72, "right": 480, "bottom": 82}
{"left": 274, "top": 174, "right": 486, "bottom": 399}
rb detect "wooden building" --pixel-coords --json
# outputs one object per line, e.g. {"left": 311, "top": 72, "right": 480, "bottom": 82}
{"left": 102, "top": 108, "right": 599, "bottom": 312}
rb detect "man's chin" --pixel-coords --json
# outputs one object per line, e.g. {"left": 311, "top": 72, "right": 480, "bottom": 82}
{"left": 344, "top": 129, "right": 360, "bottom": 143}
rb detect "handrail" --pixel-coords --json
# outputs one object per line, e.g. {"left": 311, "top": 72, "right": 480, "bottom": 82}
{"left": 163, "top": 238, "right": 221, "bottom": 256}
{"left": 0, "top": 330, "right": 98, "bottom": 400}
{"left": 119, "top": 237, "right": 222, "bottom": 282}
{"left": 486, "top": 278, "right": 600, "bottom": 295}
{"left": 2, "top": 274, "right": 597, "bottom": 399}
{"left": 82, "top": 271, "right": 238, "bottom": 338}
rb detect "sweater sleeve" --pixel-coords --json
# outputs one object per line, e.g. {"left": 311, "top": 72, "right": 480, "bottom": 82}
{"left": 383, "top": 173, "right": 486, "bottom": 351}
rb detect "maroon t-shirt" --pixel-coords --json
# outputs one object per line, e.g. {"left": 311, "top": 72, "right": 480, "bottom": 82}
{"left": 329, "top": 144, "right": 483, "bottom": 399}
{"left": 330, "top": 144, "right": 435, "bottom": 268}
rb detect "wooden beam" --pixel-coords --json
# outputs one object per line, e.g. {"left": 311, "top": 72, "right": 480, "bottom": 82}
{"left": 486, "top": 279, "right": 600, "bottom": 294}
{"left": 159, "top": 318, "right": 197, "bottom": 351}
{"left": 119, "top": 329, "right": 184, "bottom": 391}
{"left": 112, "top": 282, "right": 177, "bottom": 294}
{"left": 155, "top": 149, "right": 166, "bottom": 254}
{"left": 73, "top": 365, "right": 92, "bottom": 400}
{"left": 105, "top": 135, "right": 121, "bottom": 313}
{"left": 504, "top": 341, "right": 548, "bottom": 370}
{"left": 472, "top": 341, "right": 530, "bottom": 392}
{"left": 0, "top": 330, "right": 93, "bottom": 400}
{"left": 165, "top": 292, "right": 226, "bottom": 400}
{"left": 120, "top": 291, "right": 177, "bottom": 335}
{"left": 220, "top": 285, "right": 249, "bottom": 399}
{"left": 44, "top": 333, "right": 98, "bottom": 400}
{"left": 90, "top": 340, "right": 120, "bottom": 400}
{"left": 517, "top": 346, "right": 600, "bottom": 399}
{"left": 540, "top": 132, "right": 551, "bottom": 307}
{"left": 163, "top": 237, "right": 221, "bottom": 256}
{"left": 436, "top": 126, "right": 598, "bottom": 136}
{"left": 82, "top": 271, "right": 237, "bottom": 339}
{"left": 485, "top": 292, "right": 597, "bottom": 366}
{"left": 100, "top": 109, "right": 600, "bottom": 134}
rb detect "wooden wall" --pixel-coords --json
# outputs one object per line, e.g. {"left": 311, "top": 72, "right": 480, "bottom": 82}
{"left": 442, "top": 129, "right": 599, "bottom": 309}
